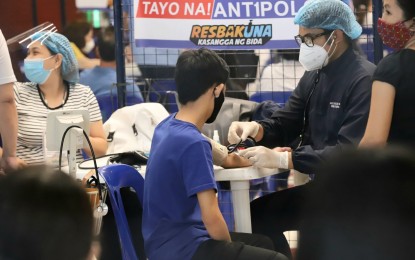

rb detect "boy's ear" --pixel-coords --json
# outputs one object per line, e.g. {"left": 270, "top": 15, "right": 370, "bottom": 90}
{"left": 214, "top": 83, "right": 225, "bottom": 97}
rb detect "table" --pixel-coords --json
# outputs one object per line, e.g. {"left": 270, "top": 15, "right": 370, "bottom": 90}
{"left": 70, "top": 160, "right": 284, "bottom": 233}
{"left": 214, "top": 166, "right": 285, "bottom": 233}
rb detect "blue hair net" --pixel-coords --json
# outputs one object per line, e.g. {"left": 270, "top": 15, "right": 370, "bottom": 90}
{"left": 294, "top": 0, "right": 362, "bottom": 40}
{"left": 31, "top": 32, "right": 79, "bottom": 84}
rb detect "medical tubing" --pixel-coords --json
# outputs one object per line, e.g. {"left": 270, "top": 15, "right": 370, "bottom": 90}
{"left": 298, "top": 70, "right": 320, "bottom": 147}
{"left": 58, "top": 125, "right": 103, "bottom": 201}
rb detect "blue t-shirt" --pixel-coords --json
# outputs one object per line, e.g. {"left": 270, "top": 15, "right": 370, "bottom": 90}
{"left": 142, "top": 114, "right": 217, "bottom": 260}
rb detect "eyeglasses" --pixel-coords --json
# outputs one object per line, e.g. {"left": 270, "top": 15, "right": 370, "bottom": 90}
{"left": 294, "top": 31, "right": 332, "bottom": 47}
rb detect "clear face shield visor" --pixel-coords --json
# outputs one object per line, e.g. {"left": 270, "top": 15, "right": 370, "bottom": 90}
{"left": 6, "top": 22, "right": 57, "bottom": 51}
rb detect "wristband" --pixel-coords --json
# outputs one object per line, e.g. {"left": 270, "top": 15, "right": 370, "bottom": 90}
{"left": 279, "top": 151, "right": 289, "bottom": 169}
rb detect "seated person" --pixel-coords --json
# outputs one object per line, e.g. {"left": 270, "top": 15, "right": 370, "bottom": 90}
{"left": 142, "top": 48, "right": 288, "bottom": 260}
{"left": 297, "top": 146, "right": 415, "bottom": 260}
{"left": 258, "top": 49, "right": 305, "bottom": 92}
{"left": 63, "top": 21, "right": 100, "bottom": 70}
{"left": 80, "top": 26, "right": 143, "bottom": 105}
{"left": 0, "top": 32, "right": 108, "bottom": 165}
{"left": 0, "top": 165, "right": 97, "bottom": 260}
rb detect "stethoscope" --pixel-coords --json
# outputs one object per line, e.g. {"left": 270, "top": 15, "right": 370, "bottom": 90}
{"left": 297, "top": 70, "right": 320, "bottom": 148}
{"left": 58, "top": 125, "right": 108, "bottom": 217}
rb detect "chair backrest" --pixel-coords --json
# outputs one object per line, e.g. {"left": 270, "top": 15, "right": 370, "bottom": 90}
{"left": 146, "top": 79, "right": 179, "bottom": 113}
{"left": 96, "top": 92, "right": 144, "bottom": 123}
{"left": 250, "top": 91, "right": 292, "bottom": 107}
{"left": 96, "top": 94, "right": 118, "bottom": 123}
{"left": 99, "top": 164, "right": 144, "bottom": 260}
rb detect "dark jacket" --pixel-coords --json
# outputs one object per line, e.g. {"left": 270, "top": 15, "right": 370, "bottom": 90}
{"left": 258, "top": 47, "right": 376, "bottom": 174}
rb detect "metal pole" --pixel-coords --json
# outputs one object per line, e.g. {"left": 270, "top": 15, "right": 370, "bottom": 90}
{"left": 60, "top": 0, "right": 67, "bottom": 29}
{"left": 113, "top": 0, "right": 126, "bottom": 108}
{"left": 372, "top": 0, "right": 384, "bottom": 64}
{"left": 32, "top": 0, "right": 38, "bottom": 26}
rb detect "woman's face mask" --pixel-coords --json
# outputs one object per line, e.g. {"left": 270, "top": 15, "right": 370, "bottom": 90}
{"left": 377, "top": 18, "right": 415, "bottom": 50}
{"left": 298, "top": 32, "right": 336, "bottom": 71}
{"left": 24, "top": 55, "right": 55, "bottom": 84}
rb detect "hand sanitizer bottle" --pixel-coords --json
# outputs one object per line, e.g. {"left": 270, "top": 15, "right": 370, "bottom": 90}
{"left": 213, "top": 130, "right": 221, "bottom": 144}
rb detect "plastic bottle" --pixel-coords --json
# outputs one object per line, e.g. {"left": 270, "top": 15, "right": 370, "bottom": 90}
{"left": 213, "top": 130, "right": 221, "bottom": 144}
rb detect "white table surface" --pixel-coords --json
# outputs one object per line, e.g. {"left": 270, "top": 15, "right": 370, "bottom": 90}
{"left": 70, "top": 159, "right": 284, "bottom": 233}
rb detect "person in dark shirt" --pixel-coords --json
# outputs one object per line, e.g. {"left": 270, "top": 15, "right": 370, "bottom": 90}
{"left": 227, "top": 0, "right": 376, "bottom": 258}
{"left": 297, "top": 147, "right": 415, "bottom": 260}
{"left": 359, "top": 0, "right": 415, "bottom": 148}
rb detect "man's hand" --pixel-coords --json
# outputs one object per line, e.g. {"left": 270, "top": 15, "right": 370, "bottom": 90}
{"left": 238, "top": 146, "right": 289, "bottom": 169}
{"left": 0, "top": 156, "right": 26, "bottom": 174}
{"left": 228, "top": 121, "right": 260, "bottom": 144}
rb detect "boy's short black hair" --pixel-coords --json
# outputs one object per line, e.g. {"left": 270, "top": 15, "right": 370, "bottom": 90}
{"left": 175, "top": 48, "right": 229, "bottom": 105}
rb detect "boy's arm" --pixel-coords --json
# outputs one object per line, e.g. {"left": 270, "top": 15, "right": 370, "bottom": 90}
{"left": 221, "top": 153, "right": 251, "bottom": 168}
{"left": 205, "top": 135, "right": 252, "bottom": 168}
{"left": 197, "top": 189, "right": 231, "bottom": 242}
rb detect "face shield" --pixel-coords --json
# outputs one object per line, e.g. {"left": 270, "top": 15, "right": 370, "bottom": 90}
{"left": 7, "top": 22, "right": 79, "bottom": 84}
{"left": 6, "top": 22, "right": 57, "bottom": 51}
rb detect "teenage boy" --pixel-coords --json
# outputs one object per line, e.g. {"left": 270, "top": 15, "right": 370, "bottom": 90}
{"left": 142, "top": 48, "right": 288, "bottom": 260}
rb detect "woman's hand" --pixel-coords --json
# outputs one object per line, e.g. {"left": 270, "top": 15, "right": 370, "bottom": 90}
{"left": 0, "top": 156, "right": 27, "bottom": 174}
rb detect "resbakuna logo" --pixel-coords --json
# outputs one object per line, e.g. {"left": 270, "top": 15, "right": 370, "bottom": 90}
{"left": 190, "top": 20, "right": 272, "bottom": 47}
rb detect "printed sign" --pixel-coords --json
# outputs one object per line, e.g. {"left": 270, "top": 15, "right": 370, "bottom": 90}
{"left": 133, "top": 0, "right": 306, "bottom": 49}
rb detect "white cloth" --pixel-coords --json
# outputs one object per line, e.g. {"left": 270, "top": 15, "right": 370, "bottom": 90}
{"left": 103, "top": 103, "right": 169, "bottom": 154}
{"left": 0, "top": 30, "right": 16, "bottom": 85}
{"left": 14, "top": 82, "right": 101, "bottom": 165}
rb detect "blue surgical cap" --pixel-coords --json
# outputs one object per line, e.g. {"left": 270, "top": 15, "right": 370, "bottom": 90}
{"left": 294, "top": 0, "right": 362, "bottom": 40}
{"left": 31, "top": 32, "right": 79, "bottom": 84}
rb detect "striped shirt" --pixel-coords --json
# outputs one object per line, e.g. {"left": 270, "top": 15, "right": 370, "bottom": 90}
{"left": 14, "top": 82, "right": 102, "bottom": 165}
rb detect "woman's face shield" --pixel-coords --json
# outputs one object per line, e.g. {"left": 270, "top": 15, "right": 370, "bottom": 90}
{"left": 6, "top": 22, "right": 56, "bottom": 51}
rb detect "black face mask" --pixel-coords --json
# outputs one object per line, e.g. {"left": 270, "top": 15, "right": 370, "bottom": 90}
{"left": 206, "top": 90, "right": 225, "bottom": 124}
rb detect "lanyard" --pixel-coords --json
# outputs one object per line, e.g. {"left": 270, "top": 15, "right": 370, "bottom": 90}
{"left": 298, "top": 70, "right": 320, "bottom": 148}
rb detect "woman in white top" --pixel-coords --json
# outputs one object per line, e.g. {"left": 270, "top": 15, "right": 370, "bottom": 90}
{"left": 0, "top": 32, "right": 107, "bottom": 165}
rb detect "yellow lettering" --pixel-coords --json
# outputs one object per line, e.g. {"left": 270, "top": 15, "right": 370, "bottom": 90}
{"left": 208, "top": 26, "right": 218, "bottom": 38}
{"left": 225, "top": 25, "right": 234, "bottom": 38}
{"left": 191, "top": 26, "right": 201, "bottom": 38}
{"left": 234, "top": 26, "right": 244, "bottom": 37}
{"left": 217, "top": 26, "right": 226, "bottom": 38}
{"left": 201, "top": 26, "right": 210, "bottom": 38}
